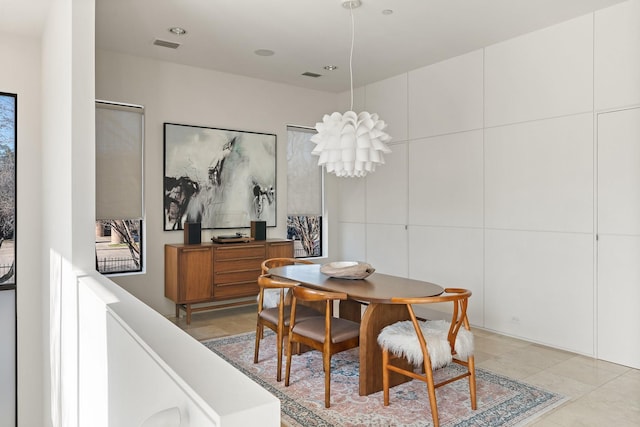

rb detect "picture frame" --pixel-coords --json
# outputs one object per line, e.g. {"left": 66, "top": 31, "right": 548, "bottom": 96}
{"left": 164, "top": 123, "right": 276, "bottom": 230}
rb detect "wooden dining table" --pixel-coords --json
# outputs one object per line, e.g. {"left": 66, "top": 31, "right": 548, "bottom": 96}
{"left": 268, "top": 263, "right": 444, "bottom": 396}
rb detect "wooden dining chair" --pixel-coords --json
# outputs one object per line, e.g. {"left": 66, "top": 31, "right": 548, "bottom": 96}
{"left": 285, "top": 286, "right": 360, "bottom": 408}
{"left": 253, "top": 274, "right": 321, "bottom": 382}
{"left": 376, "top": 288, "right": 476, "bottom": 427}
{"left": 260, "top": 258, "right": 314, "bottom": 308}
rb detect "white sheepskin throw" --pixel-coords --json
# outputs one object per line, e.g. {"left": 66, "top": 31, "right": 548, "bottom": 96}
{"left": 259, "top": 288, "right": 289, "bottom": 309}
{"left": 377, "top": 320, "right": 474, "bottom": 369}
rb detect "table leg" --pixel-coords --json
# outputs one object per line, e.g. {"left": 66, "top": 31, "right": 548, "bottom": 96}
{"left": 339, "top": 299, "right": 363, "bottom": 323}
{"left": 358, "top": 303, "right": 412, "bottom": 396}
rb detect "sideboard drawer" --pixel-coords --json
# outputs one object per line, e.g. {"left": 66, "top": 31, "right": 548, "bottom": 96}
{"left": 214, "top": 257, "right": 263, "bottom": 272}
{"left": 213, "top": 280, "right": 259, "bottom": 299}
{"left": 213, "top": 244, "right": 266, "bottom": 260}
{"left": 213, "top": 267, "right": 262, "bottom": 284}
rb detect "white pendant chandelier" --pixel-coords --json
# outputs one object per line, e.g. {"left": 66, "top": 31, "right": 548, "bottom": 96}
{"left": 311, "top": 0, "right": 391, "bottom": 178}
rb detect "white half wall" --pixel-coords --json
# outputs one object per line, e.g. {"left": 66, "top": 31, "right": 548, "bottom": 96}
{"left": 78, "top": 273, "right": 279, "bottom": 427}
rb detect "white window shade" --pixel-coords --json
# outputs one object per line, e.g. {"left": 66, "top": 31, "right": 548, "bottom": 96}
{"left": 96, "top": 102, "right": 144, "bottom": 220}
{"left": 287, "top": 127, "right": 322, "bottom": 215}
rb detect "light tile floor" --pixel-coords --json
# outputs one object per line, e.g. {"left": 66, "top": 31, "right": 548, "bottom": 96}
{"left": 170, "top": 305, "right": 640, "bottom": 426}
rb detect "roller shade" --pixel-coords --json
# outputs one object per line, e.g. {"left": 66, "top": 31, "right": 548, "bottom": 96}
{"left": 95, "top": 101, "right": 144, "bottom": 219}
{"left": 287, "top": 127, "right": 322, "bottom": 215}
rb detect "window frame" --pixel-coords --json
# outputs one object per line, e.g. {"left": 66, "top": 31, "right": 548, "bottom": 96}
{"left": 286, "top": 125, "right": 325, "bottom": 258}
{"left": 95, "top": 100, "right": 145, "bottom": 276}
{"left": 0, "top": 91, "right": 17, "bottom": 289}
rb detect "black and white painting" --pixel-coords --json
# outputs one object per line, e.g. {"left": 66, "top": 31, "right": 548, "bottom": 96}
{"left": 164, "top": 123, "right": 276, "bottom": 230}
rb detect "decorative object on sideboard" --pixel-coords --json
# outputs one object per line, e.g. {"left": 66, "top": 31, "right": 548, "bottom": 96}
{"left": 211, "top": 233, "right": 253, "bottom": 244}
{"left": 163, "top": 122, "right": 277, "bottom": 230}
{"left": 311, "top": 0, "right": 391, "bottom": 178}
{"left": 320, "top": 261, "right": 375, "bottom": 279}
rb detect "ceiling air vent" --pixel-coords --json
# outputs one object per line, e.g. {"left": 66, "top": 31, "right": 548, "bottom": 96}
{"left": 153, "top": 39, "right": 181, "bottom": 49}
{"left": 302, "top": 72, "right": 322, "bottom": 78}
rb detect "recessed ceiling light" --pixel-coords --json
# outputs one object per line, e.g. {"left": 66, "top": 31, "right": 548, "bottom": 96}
{"left": 254, "top": 49, "right": 275, "bottom": 56}
{"left": 168, "top": 27, "right": 187, "bottom": 36}
{"left": 324, "top": 65, "right": 338, "bottom": 71}
{"left": 382, "top": 9, "right": 394, "bottom": 15}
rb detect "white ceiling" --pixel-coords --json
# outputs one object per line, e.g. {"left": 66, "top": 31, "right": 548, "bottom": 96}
{"left": 4, "top": 0, "right": 628, "bottom": 93}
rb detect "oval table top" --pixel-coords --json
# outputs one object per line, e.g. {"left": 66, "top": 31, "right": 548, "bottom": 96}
{"left": 268, "top": 263, "right": 443, "bottom": 304}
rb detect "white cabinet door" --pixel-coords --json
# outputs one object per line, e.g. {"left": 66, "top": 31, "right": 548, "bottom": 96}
{"left": 597, "top": 107, "right": 640, "bottom": 369}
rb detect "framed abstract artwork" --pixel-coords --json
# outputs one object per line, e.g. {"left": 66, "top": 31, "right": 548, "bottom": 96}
{"left": 164, "top": 123, "right": 276, "bottom": 230}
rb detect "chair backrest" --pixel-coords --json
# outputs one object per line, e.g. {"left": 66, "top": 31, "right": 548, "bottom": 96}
{"left": 256, "top": 274, "right": 300, "bottom": 312}
{"left": 261, "top": 257, "right": 313, "bottom": 274}
{"left": 390, "top": 288, "right": 472, "bottom": 356}
{"left": 290, "top": 286, "right": 347, "bottom": 329}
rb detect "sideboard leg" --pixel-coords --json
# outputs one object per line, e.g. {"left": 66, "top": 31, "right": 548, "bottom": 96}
{"left": 186, "top": 304, "right": 192, "bottom": 325}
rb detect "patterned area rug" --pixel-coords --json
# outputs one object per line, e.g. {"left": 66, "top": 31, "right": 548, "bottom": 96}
{"left": 202, "top": 331, "right": 567, "bottom": 427}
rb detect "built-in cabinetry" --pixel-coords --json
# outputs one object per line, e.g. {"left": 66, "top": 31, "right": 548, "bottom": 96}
{"left": 165, "top": 239, "right": 293, "bottom": 324}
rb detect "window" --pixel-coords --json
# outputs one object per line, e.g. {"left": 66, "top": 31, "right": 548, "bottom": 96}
{"left": 286, "top": 126, "right": 323, "bottom": 258}
{"left": 0, "top": 91, "right": 16, "bottom": 426}
{"left": 0, "top": 92, "right": 16, "bottom": 287}
{"left": 95, "top": 101, "right": 144, "bottom": 274}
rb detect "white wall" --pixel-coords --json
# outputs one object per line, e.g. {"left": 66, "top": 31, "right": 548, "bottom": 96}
{"left": 0, "top": 31, "right": 44, "bottom": 427}
{"left": 40, "top": 0, "right": 97, "bottom": 425}
{"left": 95, "top": 51, "right": 340, "bottom": 315}
{"left": 337, "top": 0, "right": 640, "bottom": 366}
{"left": 594, "top": 0, "right": 640, "bottom": 369}
{"left": 0, "top": 289, "right": 16, "bottom": 427}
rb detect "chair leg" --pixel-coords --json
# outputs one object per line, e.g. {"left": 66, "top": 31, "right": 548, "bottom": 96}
{"left": 284, "top": 337, "right": 293, "bottom": 387}
{"left": 276, "top": 325, "right": 284, "bottom": 382}
{"left": 425, "top": 369, "right": 440, "bottom": 427}
{"left": 323, "top": 352, "right": 331, "bottom": 408}
{"left": 468, "top": 355, "right": 477, "bottom": 410}
{"left": 382, "top": 349, "right": 390, "bottom": 406}
{"left": 253, "top": 323, "right": 262, "bottom": 364}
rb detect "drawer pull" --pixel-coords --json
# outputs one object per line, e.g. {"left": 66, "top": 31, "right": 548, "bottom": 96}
{"left": 216, "top": 269, "right": 260, "bottom": 275}
{"left": 182, "top": 247, "right": 210, "bottom": 252}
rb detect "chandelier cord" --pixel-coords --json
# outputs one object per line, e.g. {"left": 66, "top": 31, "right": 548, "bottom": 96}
{"left": 349, "top": 3, "right": 355, "bottom": 111}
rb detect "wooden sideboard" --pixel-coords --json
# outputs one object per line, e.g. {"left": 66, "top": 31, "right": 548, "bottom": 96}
{"left": 165, "top": 239, "right": 293, "bottom": 324}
